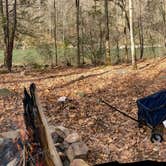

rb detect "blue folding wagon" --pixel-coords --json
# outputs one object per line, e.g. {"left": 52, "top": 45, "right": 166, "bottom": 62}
{"left": 137, "top": 90, "right": 166, "bottom": 142}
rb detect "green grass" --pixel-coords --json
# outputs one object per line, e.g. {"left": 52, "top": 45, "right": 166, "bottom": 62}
{"left": 0, "top": 47, "right": 165, "bottom": 66}
{"left": 0, "top": 50, "right": 3, "bottom": 63}
{"left": 0, "top": 48, "right": 41, "bottom": 65}
{"left": 110, "top": 47, "right": 166, "bottom": 64}
{"left": 0, "top": 48, "right": 76, "bottom": 65}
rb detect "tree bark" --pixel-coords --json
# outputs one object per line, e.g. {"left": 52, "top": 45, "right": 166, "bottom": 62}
{"left": 138, "top": 0, "right": 144, "bottom": 59}
{"left": 0, "top": 0, "right": 7, "bottom": 66}
{"left": 76, "top": 0, "right": 81, "bottom": 67}
{"left": 0, "top": 0, "right": 17, "bottom": 72}
{"left": 104, "top": 0, "right": 111, "bottom": 65}
{"left": 124, "top": 26, "right": 129, "bottom": 63}
{"left": 53, "top": 0, "right": 58, "bottom": 66}
{"left": 116, "top": 40, "right": 120, "bottom": 64}
{"left": 99, "top": 21, "right": 103, "bottom": 59}
{"left": 5, "top": 0, "right": 11, "bottom": 71}
{"left": 119, "top": 1, "right": 129, "bottom": 63}
{"left": 138, "top": 26, "right": 144, "bottom": 59}
{"left": 80, "top": 6, "right": 85, "bottom": 64}
{"left": 160, "top": 0, "right": 166, "bottom": 47}
{"left": 129, "top": 0, "right": 137, "bottom": 69}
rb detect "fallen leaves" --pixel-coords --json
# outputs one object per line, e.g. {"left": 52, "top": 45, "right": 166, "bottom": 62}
{"left": 0, "top": 58, "right": 166, "bottom": 165}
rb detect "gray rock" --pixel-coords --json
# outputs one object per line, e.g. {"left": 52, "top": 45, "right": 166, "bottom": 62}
{"left": 63, "top": 141, "right": 70, "bottom": 149}
{"left": 52, "top": 132, "right": 59, "bottom": 143}
{"left": 54, "top": 126, "right": 70, "bottom": 139}
{"left": 65, "top": 133, "right": 81, "bottom": 144}
{"left": 50, "top": 125, "right": 60, "bottom": 143}
{"left": 0, "top": 138, "right": 4, "bottom": 147}
{"left": 66, "top": 142, "right": 89, "bottom": 161}
{"left": 56, "top": 143, "right": 66, "bottom": 152}
{"left": 62, "top": 156, "right": 70, "bottom": 166}
{"left": 49, "top": 125, "right": 56, "bottom": 133}
{"left": 70, "top": 159, "right": 89, "bottom": 166}
{"left": 0, "top": 130, "right": 19, "bottom": 140}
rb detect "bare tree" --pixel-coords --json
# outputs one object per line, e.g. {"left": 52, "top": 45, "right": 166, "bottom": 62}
{"left": 159, "top": 0, "right": 166, "bottom": 47}
{"left": 76, "top": 0, "right": 81, "bottom": 66}
{"left": 129, "top": 0, "right": 137, "bottom": 69}
{"left": 104, "top": 0, "right": 111, "bottom": 65}
{"left": 53, "top": 0, "right": 58, "bottom": 66}
{"left": 138, "top": 0, "right": 144, "bottom": 59}
{"left": 0, "top": 0, "right": 17, "bottom": 71}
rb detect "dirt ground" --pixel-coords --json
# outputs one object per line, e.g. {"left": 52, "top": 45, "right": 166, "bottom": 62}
{"left": 0, "top": 57, "right": 166, "bottom": 165}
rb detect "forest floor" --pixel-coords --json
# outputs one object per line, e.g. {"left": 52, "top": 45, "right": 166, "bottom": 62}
{"left": 0, "top": 57, "right": 166, "bottom": 165}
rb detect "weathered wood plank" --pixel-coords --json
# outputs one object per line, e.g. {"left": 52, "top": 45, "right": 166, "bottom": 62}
{"left": 33, "top": 86, "right": 63, "bottom": 166}
{"left": 24, "top": 83, "right": 63, "bottom": 166}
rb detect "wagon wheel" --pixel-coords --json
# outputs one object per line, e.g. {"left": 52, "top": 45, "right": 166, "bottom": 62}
{"left": 150, "top": 125, "right": 164, "bottom": 143}
{"left": 150, "top": 133, "right": 163, "bottom": 143}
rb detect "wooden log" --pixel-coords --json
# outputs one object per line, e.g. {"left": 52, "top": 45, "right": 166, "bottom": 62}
{"left": 23, "top": 83, "right": 63, "bottom": 166}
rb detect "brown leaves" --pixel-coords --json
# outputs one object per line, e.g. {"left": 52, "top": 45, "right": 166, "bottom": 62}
{"left": 0, "top": 59, "right": 166, "bottom": 164}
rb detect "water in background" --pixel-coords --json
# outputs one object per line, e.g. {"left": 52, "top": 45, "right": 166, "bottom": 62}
{"left": 0, "top": 47, "right": 165, "bottom": 66}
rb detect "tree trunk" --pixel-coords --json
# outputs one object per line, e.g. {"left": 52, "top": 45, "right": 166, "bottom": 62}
{"left": 0, "top": 0, "right": 6, "bottom": 66}
{"left": 5, "top": 0, "right": 12, "bottom": 71}
{"left": 89, "top": 29, "right": 96, "bottom": 65}
{"left": 129, "top": 0, "right": 137, "bottom": 69}
{"left": 62, "top": 5, "right": 67, "bottom": 65}
{"left": 149, "top": 33, "right": 156, "bottom": 58}
{"left": 104, "top": 0, "right": 111, "bottom": 65}
{"left": 124, "top": 26, "right": 129, "bottom": 63}
{"left": 139, "top": 28, "right": 144, "bottom": 59}
{"left": 160, "top": 0, "right": 166, "bottom": 47}
{"left": 5, "top": 46, "right": 13, "bottom": 72}
{"left": 80, "top": 6, "right": 85, "bottom": 64}
{"left": 116, "top": 40, "right": 120, "bottom": 64}
{"left": 138, "top": 0, "right": 144, "bottom": 59}
{"left": 0, "top": 0, "right": 17, "bottom": 72}
{"left": 53, "top": 0, "right": 58, "bottom": 66}
{"left": 76, "top": 0, "right": 81, "bottom": 67}
{"left": 99, "top": 21, "right": 103, "bottom": 59}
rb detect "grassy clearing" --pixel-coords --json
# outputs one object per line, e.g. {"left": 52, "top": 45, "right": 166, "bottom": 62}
{"left": 0, "top": 47, "right": 165, "bottom": 65}
{"left": 111, "top": 47, "right": 166, "bottom": 63}
{"left": 0, "top": 49, "right": 41, "bottom": 65}
{"left": 0, "top": 48, "right": 76, "bottom": 65}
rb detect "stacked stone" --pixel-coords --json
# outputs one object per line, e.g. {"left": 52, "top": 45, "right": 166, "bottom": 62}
{"left": 50, "top": 126, "right": 89, "bottom": 166}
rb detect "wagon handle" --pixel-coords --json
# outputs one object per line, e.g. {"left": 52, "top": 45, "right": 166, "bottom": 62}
{"left": 100, "top": 99, "right": 138, "bottom": 122}
{"left": 100, "top": 98, "right": 153, "bottom": 129}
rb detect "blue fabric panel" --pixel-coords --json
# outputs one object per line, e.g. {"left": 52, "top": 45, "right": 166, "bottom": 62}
{"left": 137, "top": 90, "right": 166, "bottom": 127}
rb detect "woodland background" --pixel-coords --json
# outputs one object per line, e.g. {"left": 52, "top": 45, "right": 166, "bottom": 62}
{"left": 0, "top": 1, "right": 166, "bottom": 165}
{"left": 0, "top": 0, "right": 166, "bottom": 71}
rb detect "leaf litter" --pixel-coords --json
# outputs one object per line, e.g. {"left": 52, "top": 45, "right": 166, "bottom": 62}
{"left": 0, "top": 58, "right": 166, "bottom": 165}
